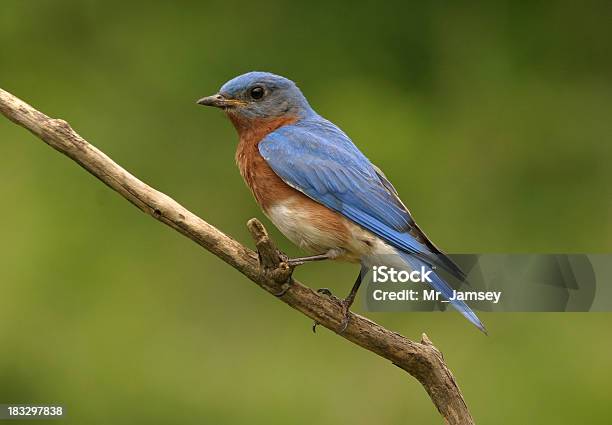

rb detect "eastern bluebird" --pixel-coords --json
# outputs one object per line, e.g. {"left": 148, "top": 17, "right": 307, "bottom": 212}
{"left": 198, "top": 72, "right": 486, "bottom": 334}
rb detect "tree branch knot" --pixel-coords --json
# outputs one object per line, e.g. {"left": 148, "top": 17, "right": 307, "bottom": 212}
{"left": 246, "top": 218, "right": 294, "bottom": 294}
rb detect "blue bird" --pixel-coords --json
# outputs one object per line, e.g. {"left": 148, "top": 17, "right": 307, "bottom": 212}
{"left": 198, "top": 72, "right": 486, "bottom": 334}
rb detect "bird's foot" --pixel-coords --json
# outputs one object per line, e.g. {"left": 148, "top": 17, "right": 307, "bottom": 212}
{"left": 338, "top": 300, "right": 352, "bottom": 334}
{"left": 312, "top": 288, "right": 352, "bottom": 334}
{"left": 312, "top": 288, "right": 335, "bottom": 333}
{"left": 316, "top": 287, "right": 336, "bottom": 298}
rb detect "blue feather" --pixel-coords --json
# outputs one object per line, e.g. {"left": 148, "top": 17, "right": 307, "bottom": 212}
{"left": 260, "top": 120, "right": 453, "bottom": 271}
{"left": 398, "top": 252, "right": 487, "bottom": 333}
{"left": 259, "top": 116, "right": 484, "bottom": 331}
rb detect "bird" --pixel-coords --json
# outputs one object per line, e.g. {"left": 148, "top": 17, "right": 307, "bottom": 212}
{"left": 197, "top": 72, "right": 486, "bottom": 334}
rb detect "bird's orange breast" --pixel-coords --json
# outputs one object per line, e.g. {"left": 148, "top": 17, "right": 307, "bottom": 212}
{"left": 232, "top": 115, "right": 351, "bottom": 249}
{"left": 233, "top": 115, "right": 301, "bottom": 210}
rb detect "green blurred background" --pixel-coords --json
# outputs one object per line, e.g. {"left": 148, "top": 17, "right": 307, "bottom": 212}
{"left": 1, "top": 1, "right": 611, "bottom": 424}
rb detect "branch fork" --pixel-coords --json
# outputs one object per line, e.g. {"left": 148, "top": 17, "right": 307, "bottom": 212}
{"left": 246, "top": 218, "right": 294, "bottom": 295}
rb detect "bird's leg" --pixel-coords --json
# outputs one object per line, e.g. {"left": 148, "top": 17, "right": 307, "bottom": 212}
{"left": 285, "top": 248, "right": 344, "bottom": 267}
{"left": 338, "top": 272, "right": 363, "bottom": 333}
{"left": 271, "top": 250, "right": 342, "bottom": 298}
{"left": 313, "top": 271, "right": 363, "bottom": 334}
{"left": 277, "top": 249, "right": 343, "bottom": 299}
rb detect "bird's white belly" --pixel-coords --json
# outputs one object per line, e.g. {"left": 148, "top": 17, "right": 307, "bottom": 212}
{"left": 266, "top": 202, "right": 341, "bottom": 252}
{"left": 265, "top": 199, "right": 399, "bottom": 264}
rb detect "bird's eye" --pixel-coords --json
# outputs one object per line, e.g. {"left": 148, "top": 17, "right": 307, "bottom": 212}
{"left": 249, "top": 86, "right": 265, "bottom": 100}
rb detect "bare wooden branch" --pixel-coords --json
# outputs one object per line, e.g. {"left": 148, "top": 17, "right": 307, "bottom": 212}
{"left": 0, "top": 87, "right": 475, "bottom": 424}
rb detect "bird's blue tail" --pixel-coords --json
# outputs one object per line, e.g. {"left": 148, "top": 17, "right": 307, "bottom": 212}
{"left": 398, "top": 252, "right": 487, "bottom": 334}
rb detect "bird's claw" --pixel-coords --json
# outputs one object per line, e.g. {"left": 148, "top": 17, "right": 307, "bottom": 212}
{"left": 312, "top": 288, "right": 351, "bottom": 334}
{"left": 338, "top": 301, "right": 351, "bottom": 334}
{"left": 312, "top": 288, "right": 334, "bottom": 333}
{"left": 316, "top": 287, "right": 334, "bottom": 297}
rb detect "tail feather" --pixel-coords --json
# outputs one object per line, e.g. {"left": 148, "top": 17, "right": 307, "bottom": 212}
{"left": 399, "top": 252, "right": 487, "bottom": 334}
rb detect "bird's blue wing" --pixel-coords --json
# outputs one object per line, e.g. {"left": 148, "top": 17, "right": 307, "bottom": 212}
{"left": 259, "top": 119, "right": 486, "bottom": 332}
{"left": 258, "top": 119, "right": 461, "bottom": 276}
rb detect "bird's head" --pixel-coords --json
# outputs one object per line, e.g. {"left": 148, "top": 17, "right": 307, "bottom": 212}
{"left": 197, "top": 72, "right": 313, "bottom": 132}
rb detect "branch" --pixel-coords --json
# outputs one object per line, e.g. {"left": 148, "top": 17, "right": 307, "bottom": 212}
{"left": 0, "top": 87, "right": 475, "bottom": 425}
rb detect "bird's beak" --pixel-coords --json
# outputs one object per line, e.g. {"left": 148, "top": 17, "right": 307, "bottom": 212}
{"left": 196, "top": 93, "right": 246, "bottom": 109}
